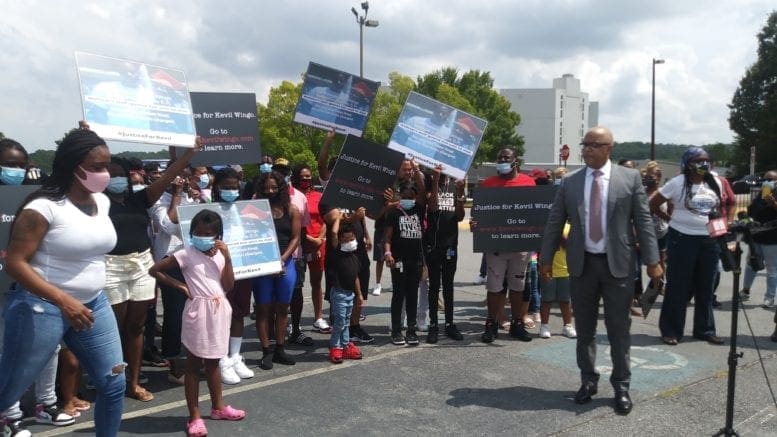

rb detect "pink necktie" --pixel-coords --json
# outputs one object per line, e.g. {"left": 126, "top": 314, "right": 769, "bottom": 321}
{"left": 589, "top": 170, "right": 603, "bottom": 243}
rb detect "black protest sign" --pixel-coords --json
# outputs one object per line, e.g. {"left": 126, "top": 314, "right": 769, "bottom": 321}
{"left": 0, "top": 186, "right": 39, "bottom": 295}
{"left": 175, "top": 92, "right": 261, "bottom": 166}
{"left": 320, "top": 135, "right": 405, "bottom": 217}
{"left": 472, "top": 186, "right": 557, "bottom": 252}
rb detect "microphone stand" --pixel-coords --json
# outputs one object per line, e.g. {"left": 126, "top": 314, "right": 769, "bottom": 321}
{"left": 715, "top": 231, "right": 742, "bottom": 437}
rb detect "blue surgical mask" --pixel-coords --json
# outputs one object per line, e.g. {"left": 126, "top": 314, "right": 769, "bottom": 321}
{"left": 190, "top": 235, "right": 216, "bottom": 252}
{"left": 220, "top": 189, "right": 239, "bottom": 202}
{"left": 0, "top": 166, "right": 26, "bottom": 185}
{"left": 260, "top": 163, "right": 273, "bottom": 174}
{"left": 132, "top": 184, "right": 146, "bottom": 192}
{"left": 400, "top": 199, "right": 416, "bottom": 210}
{"left": 285, "top": 176, "right": 291, "bottom": 185}
{"left": 496, "top": 162, "right": 513, "bottom": 174}
{"left": 197, "top": 174, "right": 210, "bottom": 189}
{"left": 106, "top": 177, "right": 128, "bottom": 193}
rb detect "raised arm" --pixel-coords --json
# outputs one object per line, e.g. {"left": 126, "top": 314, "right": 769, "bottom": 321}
{"left": 145, "top": 137, "right": 201, "bottom": 204}
{"left": 318, "top": 128, "right": 336, "bottom": 182}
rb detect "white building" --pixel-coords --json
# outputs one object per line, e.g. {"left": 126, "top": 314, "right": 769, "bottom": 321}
{"left": 499, "top": 74, "right": 598, "bottom": 168}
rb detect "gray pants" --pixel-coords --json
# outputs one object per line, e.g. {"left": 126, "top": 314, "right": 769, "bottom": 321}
{"left": 571, "top": 254, "right": 633, "bottom": 393}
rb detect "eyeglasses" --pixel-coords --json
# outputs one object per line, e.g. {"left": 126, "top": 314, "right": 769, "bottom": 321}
{"left": 580, "top": 142, "right": 611, "bottom": 149}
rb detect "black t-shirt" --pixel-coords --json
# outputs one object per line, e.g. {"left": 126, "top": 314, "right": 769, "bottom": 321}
{"left": 426, "top": 187, "right": 459, "bottom": 249}
{"left": 273, "top": 207, "right": 292, "bottom": 253}
{"left": 326, "top": 248, "right": 361, "bottom": 292}
{"left": 386, "top": 204, "right": 424, "bottom": 261}
{"left": 109, "top": 189, "right": 153, "bottom": 255}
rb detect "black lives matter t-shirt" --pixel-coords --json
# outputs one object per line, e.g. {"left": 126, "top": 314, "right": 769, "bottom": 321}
{"left": 385, "top": 205, "right": 424, "bottom": 262}
{"left": 426, "top": 187, "right": 459, "bottom": 249}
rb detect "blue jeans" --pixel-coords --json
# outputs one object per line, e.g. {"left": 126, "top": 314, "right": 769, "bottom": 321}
{"left": 743, "top": 243, "right": 777, "bottom": 300}
{"left": 0, "top": 288, "right": 124, "bottom": 436}
{"left": 659, "top": 228, "right": 720, "bottom": 340}
{"left": 329, "top": 288, "right": 354, "bottom": 348}
{"left": 525, "top": 259, "right": 541, "bottom": 313}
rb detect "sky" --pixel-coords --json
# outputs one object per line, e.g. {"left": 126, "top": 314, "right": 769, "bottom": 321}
{"left": 1, "top": 0, "right": 773, "bottom": 152}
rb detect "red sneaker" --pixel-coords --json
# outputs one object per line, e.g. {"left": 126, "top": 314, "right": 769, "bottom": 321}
{"left": 343, "top": 342, "right": 363, "bottom": 360}
{"left": 329, "top": 347, "right": 344, "bottom": 364}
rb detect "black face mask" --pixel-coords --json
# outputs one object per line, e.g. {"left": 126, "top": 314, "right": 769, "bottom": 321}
{"left": 264, "top": 192, "right": 280, "bottom": 202}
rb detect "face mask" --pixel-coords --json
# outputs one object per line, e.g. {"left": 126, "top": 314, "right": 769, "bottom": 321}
{"left": 400, "top": 199, "right": 416, "bottom": 210}
{"left": 0, "top": 166, "right": 26, "bottom": 185}
{"left": 496, "top": 162, "right": 513, "bottom": 174}
{"left": 190, "top": 235, "right": 216, "bottom": 252}
{"left": 688, "top": 161, "right": 710, "bottom": 176}
{"left": 260, "top": 163, "right": 273, "bottom": 174}
{"left": 197, "top": 174, "right": 210, "bottom": 189}
{"left": 340, "top": 240, "right": 358, "bottom": 252}
{"left": 298, "top": 179, "right": 312, "bottom": 190}
{"left": 642, "top": 177, "right": 657, "bottom": 190}
{"left": 106, "top": 177, "right": 128, "bottom": 193}
{"left": 284, "top": 176, "right": 291, "bottom": 184}
{"left": 132, "top": 184, "right": 146, "bottom": 192}
{"left": 220, "top": 189, "right": 240, "bottom": 202}
{"left": 76, "top": 166, "right": 110, "bottom": 193}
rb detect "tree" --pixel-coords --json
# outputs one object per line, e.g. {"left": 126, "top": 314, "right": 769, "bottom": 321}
{"left": 416, "top": 67, "right": 523, "bottom": 163}
{"left": 729, "top": 10, "right": 777, "bottom": 174}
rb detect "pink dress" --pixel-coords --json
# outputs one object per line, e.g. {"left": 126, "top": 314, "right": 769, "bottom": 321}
{"left": 174, "top": 246, "right": 232, "bottom": 359}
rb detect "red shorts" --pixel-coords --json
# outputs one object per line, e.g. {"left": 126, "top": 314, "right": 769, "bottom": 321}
{"left": 227, "top": 279, "right": 253, "bottom": 318}
{"left": 306, "top": 243, "right": 326, "bottom": 272}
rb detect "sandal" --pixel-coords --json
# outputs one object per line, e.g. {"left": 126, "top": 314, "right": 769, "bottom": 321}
{"left": 289, "top": 331, "right": 314, "bottom": 346}
{"left": 523, "top": 317, "right": 536, "bottom": 330}
{"left": 210, "top": 405, "right": 246, "bottom": 421}
{"left": 128, "top": 386, "right": 155, "bottom": 402}
{"left": 73, "top": 399, "right": 91, "bottom": 411}
{"left": 662, "top": 336, "right": 678, "bottom": 346}
{"left": 186, "top": 418, "right": 208, "bottom": 437}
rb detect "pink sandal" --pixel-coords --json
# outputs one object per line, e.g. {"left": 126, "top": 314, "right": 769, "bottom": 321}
{"left": 210, "top": 405, "right": 245, "bottom": 421}
{"left": 186, "top": 418, "right": 207, "bottom": 437}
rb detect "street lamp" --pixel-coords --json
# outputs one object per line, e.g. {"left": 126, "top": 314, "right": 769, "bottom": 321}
{"left": 650, "top": 58, "right": 665, "bottom": 161}
{"left": 351, "top": 2, "right": 379, "bottom": 77}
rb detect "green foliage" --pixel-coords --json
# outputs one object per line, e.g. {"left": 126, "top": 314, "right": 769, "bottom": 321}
{"left": 610, "top": 141, "right": 734, "bottom": 168}
{"left": 0, "top": 132, "right": 5, "bottom": 140}
{"left": 27, "top": 149, "right": 170, "bottom": 175}
{"left": 416, "top": 67, "right": 523, "bottom": 163}
{"left": 729, "top": 10, "right": 777, "bottom": 174}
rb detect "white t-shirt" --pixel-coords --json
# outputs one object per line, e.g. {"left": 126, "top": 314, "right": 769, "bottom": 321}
{"left": 26, "top": 193, "right": 117, "bottom": 303}
{"left": 659, "top": 174, "right": 721, "bottom": 236}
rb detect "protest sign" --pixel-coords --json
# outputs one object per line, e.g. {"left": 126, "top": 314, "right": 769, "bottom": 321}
{"left": 472, "top": 186, "right": 556, "bottom": 252}
{"left": 320, "top": 135, "right": 404, "bottom": 217}
{"left": 293, "top": 62, "right": 380, "bottom": 137}
{"left": 174, "top": 92, "right": 261, "bottom": 166}
{"left": 388, "top": 91, "right": 487, "bottom": 180}
{"left": 76, "top": 51, "right": 196, "bottom": 147}
{"left": 0, "top": 186, "right": 38, "bottom": 299}
{"left": 177, "top": 200, "right": 282, "bottom": 279}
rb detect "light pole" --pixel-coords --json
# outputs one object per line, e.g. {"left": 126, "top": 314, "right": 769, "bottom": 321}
{"left": 650, "top": 58, "right": 665, "bottom": 161}
{"left": 351, "top": 2, "right": 379, "bottom": 78}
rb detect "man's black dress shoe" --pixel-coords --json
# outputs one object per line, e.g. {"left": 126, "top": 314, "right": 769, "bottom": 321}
{"left": 614, "top": 391, "right": 632, "bottom": 415}
{"left": 574, "top": 382, "right": 598, "bottom": 404}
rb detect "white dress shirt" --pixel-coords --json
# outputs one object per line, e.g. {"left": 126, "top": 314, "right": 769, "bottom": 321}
{"left": 583, "top": 160, "right": 611, "bottom": 253}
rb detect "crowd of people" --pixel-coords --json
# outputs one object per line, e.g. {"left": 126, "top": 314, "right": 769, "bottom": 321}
{"left": 2, "top": 124, "right": 777, "bottom": 435}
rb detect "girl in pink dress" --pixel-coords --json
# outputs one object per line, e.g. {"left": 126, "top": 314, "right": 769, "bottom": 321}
{"left": 150, "top": 210, "right": 245, "bottom": 436}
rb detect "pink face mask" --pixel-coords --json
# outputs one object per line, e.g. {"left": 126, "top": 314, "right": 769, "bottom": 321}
{"left": 75, "top": 165, "right": 110, "bottom": 193}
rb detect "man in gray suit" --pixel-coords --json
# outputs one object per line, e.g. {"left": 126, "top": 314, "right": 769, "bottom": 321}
{"left": 539, "top": 126, "right": 662, "bottom": 415}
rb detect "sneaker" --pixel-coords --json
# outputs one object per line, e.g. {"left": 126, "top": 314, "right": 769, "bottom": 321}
{"left": 427, "top": 326, "right": 439, "bottom": 344}
{"left": 405, "top": 330, "right": 420, "bottom": 346}
{"left": 313, "top": 318, "right": 332, "bottom": 333}
{"left": 562, "top": 324, "right": 578, "bottom": 338}
{"left": 764, "top": 298, "right": 775, "bottom": 308}
{"left": 481, "top": 319, "right": 497, "bottom": 343}
{"left": 473, "top": 275, "right": 486, "bottom": 285}
{"left": 343, "top": 342, "right": 363, "bottom": 359}
{"left": 391, "top": 332, "right": 406, "bottom": 345}
{"left": 350, "top": 325, "right": 375, "bottom": 344}
{"left": 740, "top": 288, "right": 750, "bottom": 301}
{"left": 142, "top": 346, "right": 169, "bottom": 367}
{"left": 371, "top": 284, "right": 382, "bottom": 296}
{"left": 219, "top": 356, "right": 240, "bottom": 385}
{"left": 232, "top": 355, "right": 254, "bottom": 379}
{"left": 35, "top": 403, "right": 75, "bottom": 426}
{"left": 533, "top": 312, "right": 541, "bottom": 323}
{"left": 445, "top": 323, "right": 464, "bottom": 341}
{"left": 272, "top": 347, "right": 296, "bottom": 366}
{"left": 2, "top": 419, "right": 31, "bottom": 437}
{"left": 329, "top": 347, "right": 344, "bottom": 364}
{"left": 509, "top": 320, "right": 533, "bottom": 342}
{"left": 539, "top": 323, "right": 551, "bottom": 339}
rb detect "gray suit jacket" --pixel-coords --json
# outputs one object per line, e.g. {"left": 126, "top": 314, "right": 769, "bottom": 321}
{"left": 539, "top": 164, "right": 659, "bottom": 278}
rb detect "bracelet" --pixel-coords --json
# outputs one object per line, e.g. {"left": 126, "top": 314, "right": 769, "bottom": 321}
{"left": 384, "top": 251, "right": 392, "bottom": 257}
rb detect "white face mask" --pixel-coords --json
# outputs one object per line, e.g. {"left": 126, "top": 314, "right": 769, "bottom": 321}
{"left": 340, "top": 240, "right": 358, "bottom": 252}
